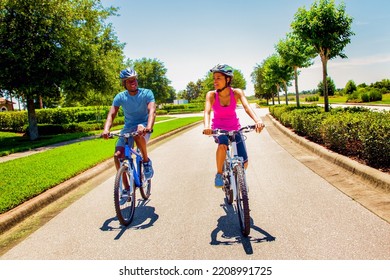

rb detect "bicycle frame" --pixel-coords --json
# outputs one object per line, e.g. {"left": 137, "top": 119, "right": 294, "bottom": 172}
{"left": 212, "top": 125, "right": 254, "bottom": 198}
{"left": 224, "top": 134, "right": 245, "bottom": 199}
{"left": 121, "top": 134, "right": 144, "bottom": 193}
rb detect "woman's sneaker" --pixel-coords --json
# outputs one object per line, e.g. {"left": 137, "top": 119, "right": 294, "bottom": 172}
{"left": 143, "top": 160, "right": 154, "bottom": 180}
{"left": 214, "top": 173, "right": 223, "bottom": 188}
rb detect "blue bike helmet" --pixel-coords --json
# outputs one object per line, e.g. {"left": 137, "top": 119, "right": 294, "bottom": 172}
{"left": 120, "top": 68, "right": 137, "bottom": 86}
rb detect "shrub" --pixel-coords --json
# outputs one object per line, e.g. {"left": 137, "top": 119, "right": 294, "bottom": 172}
{"left": 368, "top": 89, "right": 382, "bottom": 101}
{"left": 321, "top": 112, "right": 363, "bottom": 156}
{"left": 0, "top": 106, "right": 111, "bottom": 132}
{"left": 361, "top": 92, "right": 370, "bottom": 102}
{"left": 359, "top": 112, "right": 390, "bottom": 167}
{"left": 305, "top": 95, "right": 319, "bottom": 102}
{"left": 270, "top": 105, "right": 389, "bottom": 169}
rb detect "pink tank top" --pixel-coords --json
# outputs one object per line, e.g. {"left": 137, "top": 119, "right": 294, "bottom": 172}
{"left": 211, "top": 88, "right": 240, "bottom": 130}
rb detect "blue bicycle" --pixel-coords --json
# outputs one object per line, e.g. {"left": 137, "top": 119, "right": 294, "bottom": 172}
{"left": 111, "top": 132, "right": 152, "bottom": 226}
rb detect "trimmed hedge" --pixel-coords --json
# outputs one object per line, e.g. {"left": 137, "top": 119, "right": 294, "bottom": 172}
{"left": 0, "top": 106, "right": 113, "bottom": 132}
{"left": 160, "top": 103, "right": 204, "bottom": 114}
{"left": 269, "top": 105, "right": 390, "bottom": 169}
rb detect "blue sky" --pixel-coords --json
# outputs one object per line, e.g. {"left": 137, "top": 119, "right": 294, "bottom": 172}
{"left": 101, "top": 0, "right": 390, "bottom": 95}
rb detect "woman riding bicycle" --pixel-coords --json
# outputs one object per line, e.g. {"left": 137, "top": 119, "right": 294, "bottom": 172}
{"left": 203, "top": 64, "right": 265, "bottom": 188}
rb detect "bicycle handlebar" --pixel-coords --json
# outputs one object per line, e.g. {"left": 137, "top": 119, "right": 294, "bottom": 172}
{"left": 108, "top": 129, "right": 153, "bottom": 139}
{"left": 208, "top": 125, "right": 256, "bottom": 136}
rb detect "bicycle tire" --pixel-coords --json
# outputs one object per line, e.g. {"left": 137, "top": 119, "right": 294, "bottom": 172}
{"left": 223, "top": 161, "right": 233, "bottom": 205}
{"left": 222, "top": 160, "right": 233, "bottom": 205}
{"left": 139, "top": 162, "right": 152, "bottom": 200}
{"left": 234, "top": 164, "right": 250, "bottom": 236}
{"left": 114, "top": 164, "right": 136, "bottom": 226}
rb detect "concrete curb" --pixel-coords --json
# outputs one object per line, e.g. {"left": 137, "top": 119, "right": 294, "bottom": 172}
{"left": 266, "top": 114, "right": 390, "bottom": 192}
{"left": 0, "top": 121, "right": 202, "bottom": 233}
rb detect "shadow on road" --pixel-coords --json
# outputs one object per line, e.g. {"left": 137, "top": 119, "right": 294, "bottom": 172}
{"left": 100, "top": 199, "right": 159, "bottom": 240}
{"left": 210, "top": 202, "right": 275, "bottom": 255}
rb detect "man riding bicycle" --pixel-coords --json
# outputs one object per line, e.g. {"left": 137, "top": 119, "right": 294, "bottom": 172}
{"left": 203, "top": 64, "right": 265, "bottom": 188}
{"left": 102, "top": 67, "right": 156, "bottom": 180}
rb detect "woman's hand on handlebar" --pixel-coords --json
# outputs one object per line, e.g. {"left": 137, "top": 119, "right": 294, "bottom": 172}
{"left": 203, "top": 128, "right": 213, "bottom": 135}
{"left": 255, "top": 121, "right": 265, "bottom": 133}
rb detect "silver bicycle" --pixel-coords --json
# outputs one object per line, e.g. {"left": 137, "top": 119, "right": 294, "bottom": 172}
{"left": 209, "top": 125, "right": 255, "bottom": 236}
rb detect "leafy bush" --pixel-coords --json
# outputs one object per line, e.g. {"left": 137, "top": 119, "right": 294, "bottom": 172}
{"left": 270, "top": 105, "right": 389, "bottom": 169}
{"left": 368, "top": 89, "right": 382, "bottom": 101}
{"left": 0, "top": 111, "right": 27, "bottom": 132}
{"left": 161, "top": 103, "right": 204, "bottom": 114}
{"left": 361, "top": 92, "right": 370, "bottom": 102}
{"left": 321, "top": 112, "right": 363, "bottom": 156}
{"left": 305, "top": 95, "right": 319, "bottom": 102}
{"left": 359, "top": 112, "right": 390, "bottom": 167}
{"left": 0, "top": 106, "right": 111, "bottom": 132}
{"left": 347, "top": 88, "right": 383, "bottom": 103}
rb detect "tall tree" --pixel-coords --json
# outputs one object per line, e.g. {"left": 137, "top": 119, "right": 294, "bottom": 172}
{"left": 291, "top": 0, "right": 354, "bottom": 112}
{"left": 0, "top": 0, "right": 124, "bottom": 140}
{"left": 275, "top": 33, "right": 316, "bottom": 107}
{"left": 344, "top": 80, "right": 357, "bottom": 95}
{"left": 184, "top": 79, "right": 203, "bottom": 101}
{"left": 262, "top": 54, "right": 292, "bottom": 105}
{"left": 129, "top": 58, "right": 171, "bottom": 104}
{"left": 251, "top": 62, "right": 274, "bottom": 104}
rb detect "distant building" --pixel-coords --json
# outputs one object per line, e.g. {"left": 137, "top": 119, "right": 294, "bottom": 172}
{"left": 0, "top": 98, "right": 15, "bottom": 111}
{"left": 173, "top": 99, "right": 188, "bottom": 105}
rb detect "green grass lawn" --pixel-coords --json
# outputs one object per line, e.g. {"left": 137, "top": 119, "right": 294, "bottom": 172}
{"left": 0, "top": 116, "right": 202, "bottom": 214}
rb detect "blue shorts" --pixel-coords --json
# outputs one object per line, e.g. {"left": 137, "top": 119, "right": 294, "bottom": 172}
{"left": 215, "top": 132, "right": 248, "bottom": 163}
{"left": 115, "top": 127, "right": 151, "bottom": 149}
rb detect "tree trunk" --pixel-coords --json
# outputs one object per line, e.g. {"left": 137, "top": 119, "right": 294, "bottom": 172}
{"left": 276, "top": 84, "right": 280, "bottom": 104}
{"left": 320, "top": 52, "right": 329, "bottom": 112}
{"left": 27, "top": 96, "right": 39, "bottom": 140}
{"left": 284, "top": 81, "right": 288, "bottom": 105}
{"left": 294, "top": 66, "right": 300, "bottom": 108}
{"left": 39, "top": 95, "right": 43, "bottom": 109}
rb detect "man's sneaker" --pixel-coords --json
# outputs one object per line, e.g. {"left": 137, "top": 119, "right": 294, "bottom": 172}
{"left": 120, "top": 189, "right": 129, "bottom": 205}
{"left": 143, "top": 160, "right": 154, "bottom": 180}
{"left": 214, "top": 173, "right": 223, "bottom": 188}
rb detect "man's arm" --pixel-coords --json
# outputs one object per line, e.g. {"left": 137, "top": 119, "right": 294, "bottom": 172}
{"left": 102, "top": 106, "right": 119, "bottom": 138}
{"left": 146, "top": 102, "right": 156, "bottom": 132}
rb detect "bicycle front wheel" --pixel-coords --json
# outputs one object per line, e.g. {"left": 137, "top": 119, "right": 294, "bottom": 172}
{"left": 234, "top": 164, "right": 250, "bottom": 236}
{"left": 223, "top": 160, "right": 233, "bottom": 205}
{"left": 114, "top": 164, "right": 136, "bottom": 226}
{"left": 139, "top": 162, "right": 152, "bottom": 199}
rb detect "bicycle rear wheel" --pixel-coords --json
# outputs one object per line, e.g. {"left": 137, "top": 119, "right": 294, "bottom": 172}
{"left": 114, "top": 164, "right": 136, "bottom": 226}
{"left": 234, "top": 164, "right": 250, "bottom": 236}
{"left": 139, "top": 162, "right": 151, "bottom": 200}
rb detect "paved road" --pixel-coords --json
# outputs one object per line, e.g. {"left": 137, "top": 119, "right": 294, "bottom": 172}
{"left": 1, "top": 107, "right": 390, "bottom": 260}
